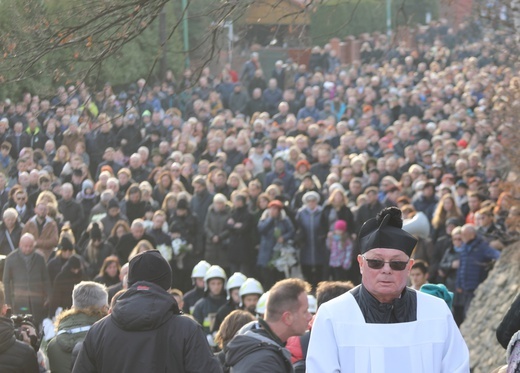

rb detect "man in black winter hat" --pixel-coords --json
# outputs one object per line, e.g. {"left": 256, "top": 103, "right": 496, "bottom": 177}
{"left": 73, "top": 250, "right": 222, "bottom": 373}
{"left": 307, "top": 207, "right": 469, "bottom": 373}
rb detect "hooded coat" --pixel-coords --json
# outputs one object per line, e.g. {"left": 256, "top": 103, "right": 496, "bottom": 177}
{"left": 47, "top": 309, "right": 106, "bottom": 373}
{"left": 72, "top": 281, "right": 221, "bottom": 373}
{"left": 0, "top": 316, "right": 39, "bottom": 373}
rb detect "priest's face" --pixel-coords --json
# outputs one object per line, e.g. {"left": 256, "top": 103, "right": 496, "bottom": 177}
{"left": 358, "top": 248, "right": 413, "bottom": 304}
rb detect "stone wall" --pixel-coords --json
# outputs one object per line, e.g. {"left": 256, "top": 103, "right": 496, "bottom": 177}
{"left": 461, "top": 241, "right": 520, "bottom": 372}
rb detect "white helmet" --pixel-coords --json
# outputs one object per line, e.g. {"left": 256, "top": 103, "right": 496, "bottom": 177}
{"left": 239, "top": 278, "right": 264, "bottom": 298}
{"left": 226, "top": 272, "right": 247, "bottom": 298}
{"left": 191, "top": 260, "right": 211, "bottom": 278}
{"left": 255, "top": 291, "right": 269, "bottom": 316}
{"left": 307, "top": 294, "right": 317, "bottom": 314}
{"left": 204, "top": 265, "right": 227, "bottom": 283}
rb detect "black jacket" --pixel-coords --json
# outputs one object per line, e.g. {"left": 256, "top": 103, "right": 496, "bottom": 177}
{"left": 183, "top": 286, "right": 205, "bottom": 315}
{"left": 226, "top": 206, "right": 254, "bottom": 265}
{"left": 73, "top": 281, "right": 222, "bottom": 373}
{"left": 225, "top": 319, "right": 293, "bottom": 373}
{"left": 115, "top": 232, "right": 156, "bottom": 265}
{"left": 3, "top": 250, "right": 52, "bottom": 324}
{"left": 497, "top": 293, "right": 520, "bottom": 349}
{"left": 191, "top": 190, "right": 214, "bottom": 231}
{"left": 0, "top": 316, "right": 39, "bottom": 373}
{"left": 0, "top": 221, "right": 23, "bottom": 256}
{"left": 58, "top": 199, "right": 85, "bottom": 239}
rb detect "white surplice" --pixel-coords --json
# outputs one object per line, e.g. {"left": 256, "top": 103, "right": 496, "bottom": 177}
{"left": 306, "top": 290, "right": 469, "bottom": 373}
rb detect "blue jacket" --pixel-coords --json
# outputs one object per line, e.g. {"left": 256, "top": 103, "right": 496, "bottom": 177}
{"left": 262, "top": 88, "right": 283, "bottom": 114}
{"left": 257, "top": 213, "right": 294, "bottom": 267}
{"left": 295, "top": 206, "right": 326, "bottom": 266}
{"left": 297, "top": 106, "right": 320, "bottom": 121}
{"left": 456, "top": 235, "right": 500, "bottom": 291}
{"left": 264, "top": 170, "right": 296, "bottom": 196}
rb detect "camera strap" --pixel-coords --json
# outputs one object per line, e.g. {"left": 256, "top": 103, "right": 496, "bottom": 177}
{"left": 5, "top": 229, "right": 15, "bottom": 252}
{"left": 57, "top": 326, "right": 91, "bottom": 335}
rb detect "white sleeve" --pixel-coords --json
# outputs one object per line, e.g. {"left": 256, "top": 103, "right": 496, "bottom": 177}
{"left": 441, "top": 311, "right": 470, "bottom": 373}
{"left": 306, "top": 304, "right": 341, "bottom": 373}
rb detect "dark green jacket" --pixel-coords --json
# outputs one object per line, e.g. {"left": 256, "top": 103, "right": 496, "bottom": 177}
{"left": 47, "top": 309, "right": 105, "bottom": 373}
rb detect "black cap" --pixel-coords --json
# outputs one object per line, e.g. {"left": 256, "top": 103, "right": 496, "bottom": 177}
{"left": 358, "top": 207, "right": 418, "bottom": 257}
{"left": 177, "top": 198, "right": 189, "bottom": 210}
{"left": 90, "top": 223, "right": 103, "bottom": 241}
{"left": 72, "top": 169, "right": 83, "bottom": 177}
{"left": 67, "top": 255, "right": 82, "bottom": 270}
{"left": 108, "top": 199, "right": 120, "bottom": 210}
{"left": 60, "top": 237, "right": 75, "bottom": 251}
{"left": 128, "top": 250, "right": 172, "bottom": 291}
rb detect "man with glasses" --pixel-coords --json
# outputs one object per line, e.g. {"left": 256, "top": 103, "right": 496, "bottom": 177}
{"left": 307, "top": 207, "right": 469, "bottom": 372}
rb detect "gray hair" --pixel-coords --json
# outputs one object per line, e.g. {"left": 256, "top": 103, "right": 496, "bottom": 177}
{"left": 100, "top": 189, "right": 115, "bottom": 202}
{"left": 72, "top": 281, "right": 108, "bottom": 310}
{"left": 3, "top": 208, "right": 18, "bottom": 220}
{"left": 131, "top": 218, "right": 145, "bottom": 229}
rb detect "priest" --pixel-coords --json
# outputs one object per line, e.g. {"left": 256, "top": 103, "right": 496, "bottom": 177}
{"left": 307, "top": 207, "right": 469, "bottom": 372}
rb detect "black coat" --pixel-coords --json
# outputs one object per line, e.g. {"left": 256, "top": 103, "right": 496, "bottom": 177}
{"left": 50, "top": 261, "right": 86, "bottom": 315}
{"left": 191, "top": 190, "right": 214, "bottom": 229}
{"left": 58, "top": 199, "right": 85, "bottom": 239}
{"left": 121, "top": 200, "right": 146, "bottom": 224}
{"left": 0, "top": 221, "right": 23, "bottom": 256}
{"left": 227, "top": 206, "right": 254, "bottom": 265}
{"left": 6, "top": 133, "right": 31, "bottom": 159}
{"left": 3, "top": 249, "right": 52, "bottom": 325}
{"left": 115, "top": 232, "right": 156, "bottom": 265}
{"left": 321, "top": 203, "right": 356, "bottom": 236}
{"left": 85, "top": 129, "right": 115, "bottom": 167}
{"left": 116, "top": 125, "right": 142, "bottom": 156}
{"left": 0, "top": 316, "right": 39, "bottom": 373}
{"left": 47, "top": 255, "right": 68, "bottom": 285}
{"left": 496, "top": 293, "right": 520, "bottom": 349}
{"left": 355, "top": 201, "right": 384, "bottom": 229}
{"left": 81, "top": 242, "right": 115, "bottom": 279}
{"left": 72, "top": 282, "right": 222, "bottom": 373}
{"left": 169, "top": 212, "right": 199, "bottom": 253}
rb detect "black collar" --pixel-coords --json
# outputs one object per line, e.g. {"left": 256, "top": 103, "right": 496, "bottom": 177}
{"left": 351, "top": 284, "right": 417, "bottom": 324}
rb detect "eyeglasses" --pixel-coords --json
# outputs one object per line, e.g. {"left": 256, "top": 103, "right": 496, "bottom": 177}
{"left": 362, "top": 255, "right": 409, "bottom": 271}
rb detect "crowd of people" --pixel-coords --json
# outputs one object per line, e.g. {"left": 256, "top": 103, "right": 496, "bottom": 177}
{"left": 0, "top": 16, "right": 518, "bottom": 372}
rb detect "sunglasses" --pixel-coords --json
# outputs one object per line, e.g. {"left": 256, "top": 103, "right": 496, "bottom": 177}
{"left": 362, "top": 255, "right": 409, "bottom": 271}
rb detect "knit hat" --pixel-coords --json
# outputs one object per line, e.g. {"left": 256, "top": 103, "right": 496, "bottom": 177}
{"left": 358, "top": 207, "right": 418, "bottom": 257}
{"left": 82, "top": 179, "right": 94, "bottom": 193}
{"left": 334, "top": 220, "right": 347, "bottom": 232}
{"left": 67, "top": 255, "right": 82, "bottom": 270}
{"left": 268, "top": 200, "right": 284, "bottom": 209}
{"left": 296, "top": 159, "right": 311, "bottom": 170}
{"left": 420, "top": 283, "right": 454, "bottom": 309}
{"left": 176, "top": 198, "right": 189, "bottom": 210}
{"left": 302, "top": 191, "right": 320, "bottom": 203}
{"left": 128, "top": 250, "right": 172, "bottom": 290}
{"left": 90, "top": 223, "right": 103, "bottom": 241}
{"left": 108, "top": 199, "right": 120, "bottom": 210}
{"left": 60, "top": 237, "right": 75, "bottom": 251}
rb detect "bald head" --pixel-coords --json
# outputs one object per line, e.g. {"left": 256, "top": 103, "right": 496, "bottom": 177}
{"left": 19, "top": 233, "right": 36, "bottom": 255}
{"left": 461, "top": 224, "right": 477, "bottom": 243}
